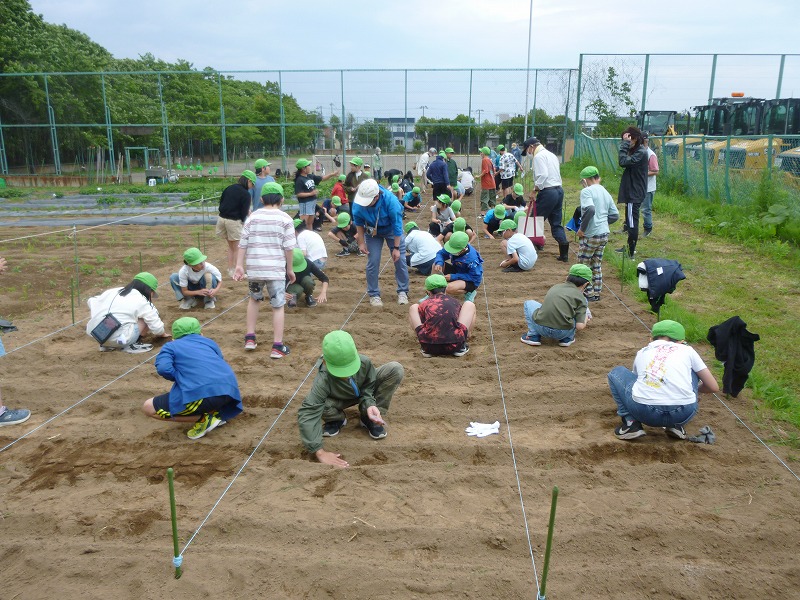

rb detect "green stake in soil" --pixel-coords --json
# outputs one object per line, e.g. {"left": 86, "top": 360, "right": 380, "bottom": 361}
{"left": 70, "top": 277, "right": 75, "bottom": 325}
{"left": 167, "top": 468, "right": 183, "bottom": 579}
{"left": 537, "top": 486, "right": 559, "bottom": 600}
{"left": 139, "top": 251, "right": 143, "bottom": 272}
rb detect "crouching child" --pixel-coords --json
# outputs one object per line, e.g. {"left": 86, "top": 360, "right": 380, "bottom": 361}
{"left": 409, "top": 274, "right": 475, "bottom": 357}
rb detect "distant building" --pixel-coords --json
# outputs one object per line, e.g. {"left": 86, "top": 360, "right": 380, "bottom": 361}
{"left": 374, "top": 117, "right": 417, "bottom": 151}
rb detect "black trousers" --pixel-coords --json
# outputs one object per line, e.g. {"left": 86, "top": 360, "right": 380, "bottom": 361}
{"left": 625, "top": 202, "right": 641, "bottom": 255}
{"left": 535, "top": 186, "right": 568, "bottom": 245}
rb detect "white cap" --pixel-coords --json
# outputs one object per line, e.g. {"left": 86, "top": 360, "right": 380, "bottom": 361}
{"left": 354, "top": 179, "right": 380, "bottom": 206}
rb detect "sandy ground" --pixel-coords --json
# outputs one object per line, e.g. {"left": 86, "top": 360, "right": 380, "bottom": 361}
{"left": 1, "top": 195, "right": 799, "bottom": 600}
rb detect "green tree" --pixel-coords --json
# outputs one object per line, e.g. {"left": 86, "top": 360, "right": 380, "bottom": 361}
{"left": 586, "top": 67, "right": 637, "bottom": 138}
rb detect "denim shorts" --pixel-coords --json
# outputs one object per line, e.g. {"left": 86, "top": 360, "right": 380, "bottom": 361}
{"left": 248, "top": 279, "right": 286, "bottom": 308}
{"left": 298, "top": 199, "right": 317, "bottom": 216}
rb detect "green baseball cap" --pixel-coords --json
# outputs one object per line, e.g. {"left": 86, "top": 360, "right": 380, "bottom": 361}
{"left": 425, "top": 274, "right": 448, "bottom": 291}
{"left": 338, "top": 174, "right": 346, "bottom": 181}
{"left": 322, "top": 330, "right": 361, "bottom": 377}
{"left": 652, "top": 319, "right": 686, "bottom": 341}
{"left": 349, "top": 157, "right": 363, "bottom": 166}
{"left": 444, "top": 231, "right": 469, "bottom": 254}
{"left": 295, "top": 158, "right": 312, "bottom": 169}
{"left": 412, "top": 186, "right": 420, "bottom": 194}
{"left": 437, "top": 194, "right": 452, "bottom": 205}
{"left": 183, "top": 247, "right": 207, "bottom": 266}
{"left": 392, "top": 174, "right": 399, "bottom": 183}
{"left": 133, "top": 272, "right": 158, "bottom": 297}
{"left": 391, "top": 183, "right": 400, "bottom": 191}
{"left": 514, "top": 210, "right": 526, "bottom": 224}
{"left": 580, "top": 165, "right": 600, "bottom": 179}
{"left": 493, "top": 205, "right": 507, "bottom": 219}
{"left": 497, "top": 144, "right": 505, "bottom": 151}
{"left": 569, "top": 264, "right": 593, "bottom": 282}
{"left": 337, "top": 212, "right": 351, "bottom": 228}
{"left": 451, "top": 200, "right": 462, "bottom": 212}
{"left": 293, "top": 218, "right": 303, "bottom": 228}
{"left": 242, "top": 169, "right": 257, "bottom": 184}
{"left": 292, "top": 248, "right": 307, "bottom": 272}
{"left": 438, "top": 151, "right": 447, "bottom": 157}
{"left": 498, "top": 219, "right": 517, "bottom": 232}
{"left": 404, "top": 221, "right": 418, "bottom": 234}
{"left": 254, "top": 158, "right": 271, "bottom": 169}
{"left": 453, "top": 217, "right": 466, "bottom": 232}
{"left": 481, "top": 146, "right": 491, "bottom": 155}
{"left": 262, "top": 182, "right": 284, "bottom": 197}
{"left": 445, "top": 147, "right": 455, "bottom": 154}
{"left": 513, "top": 183, "right": 524, "bottom": 195}
{"left": 172, "top": 316, "right": 201, "bottom": 340}
{"left": 331, "top": 195, "right": 342, "bottom": 206}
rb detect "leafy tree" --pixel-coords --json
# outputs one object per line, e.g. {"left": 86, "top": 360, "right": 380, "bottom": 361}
{"left": 585, "top": 67, "right": 637, "bottom": 138}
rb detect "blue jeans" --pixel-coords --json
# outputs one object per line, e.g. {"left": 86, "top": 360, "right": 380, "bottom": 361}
{"left": 170, "top": 272, "right": 219, "bottom": 302}
{"left": 407, "top": 255, "right": 435, "bottom": 275}
{"left": 523, "top": 300, "right": 575, "bottom": 343}
{"left": 607, "top": 366, "right": 698, "bottom": 427}
{"left": 642, "top": 191, "right": 654, "bottom": 231}
{"left": 365, "top": 233, "right": 409, "bottom": 298}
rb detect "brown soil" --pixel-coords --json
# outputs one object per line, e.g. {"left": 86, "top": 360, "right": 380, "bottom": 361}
{"left": 1, "top": 204, "right": 799, "bottom": 599}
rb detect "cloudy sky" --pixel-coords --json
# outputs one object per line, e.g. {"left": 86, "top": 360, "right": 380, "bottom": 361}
{"left": 28, "top": 0, "right": 798, "bottom": 122}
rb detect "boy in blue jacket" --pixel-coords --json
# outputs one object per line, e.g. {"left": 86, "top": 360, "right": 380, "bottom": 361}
{"left": 432, "top": 231, "right": 483, "bottom": 302}
{"left": 142, "top": 317, "right": 243, "bottom": 440}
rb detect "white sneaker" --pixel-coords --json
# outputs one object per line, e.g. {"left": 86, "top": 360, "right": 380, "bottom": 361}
{"left": 369, "top": 296, "right": 383, "bottom": 307}
{"left": 123, "top": 342, "right": 153, "bottom": 354}
{"left": 179, "top": 297, "right": 198, "bottom": 310}
{"left": 204, "top": 299, "right": 216, "bottom": 310}
{"left": 397, "top": 292, "right": 409, "bottom": 305}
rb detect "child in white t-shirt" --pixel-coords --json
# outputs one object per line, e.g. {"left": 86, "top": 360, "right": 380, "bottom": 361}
{"left": 170, "top": 247, "right": 223, "bottom": 310}
{"left": 294, "top": 219, "right": 328, "bottom": 270}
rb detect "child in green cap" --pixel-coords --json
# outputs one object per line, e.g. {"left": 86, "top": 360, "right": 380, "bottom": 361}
{"left": 438, "top": 216, "right": 476, "bottom": 245}
{"left": 286, "top": 248, "right": 329, "bottom": 308}
{"left": 409, "top": 274, "right": 476, "bottom": 357}
{"left": 331, "top": 175, "right": 349, "bottom": 212}
{"left": 429, "top": 193, "right": 456, "bottom": 237}
{"left": 521, "top": 264, "right": 593, "bottom": 347}
{"left": 170, "top": 247, "right": 223, "bottom": 310}
{"left": 608, "top": 319, "right": 719, "bottom": 441}
{"left": 328, "top": 211, "right": 362, "bottom": 257}
{"left": 432, "top": 231, "right": 484, "bottom": 302}
{"left": 502, "top": 182, "right": 527, "bottom": 214}
{"left": 297, "top": 331, "right": 405, "bottom": 468}
{"left": 400, "top": 186, "right": 422, "bottom": 215}
{"left": 482, "top": 204, "right": 510, "bottom": 239}
{"left": 142, "top": 317, "right": 242, "bottom": 440}
{"left": 577, "top": 165, "right": 619, "bottom": 302}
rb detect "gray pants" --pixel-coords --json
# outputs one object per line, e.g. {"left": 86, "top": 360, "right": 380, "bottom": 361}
{"left": 322, "top": 362, "right": 405, "bottom": 422}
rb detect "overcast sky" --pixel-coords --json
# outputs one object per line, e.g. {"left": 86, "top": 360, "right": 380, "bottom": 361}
{"left": 28, "top": 0, "right": 799, "bottom": 122}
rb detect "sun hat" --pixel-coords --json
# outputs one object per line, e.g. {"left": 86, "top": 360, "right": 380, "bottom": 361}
{"left": 496, "top": 144, "right": 505, "bottom": 151}
{"left": 338, "top": 174, "right": 346, "bottom": 181}
{"left": 133, "top": 272, "right": 158, "bottom": 297}
{"left": 183, "top": 247, "right": 207, "bottom": 266}
{"left": 349, "top": 157, "right": 364, "bottom": 166}
{"left": 293, "top": 218, "right": 303, "bottom": 228}
{"left": 652, "top": 319, "right": 686, "bottom": 341}
{"left": 453, "top": 217, "right": 466, "bottom": 232}
{"left": 392, "top": 174, "right": 399, "bottom": 183}
{"left": 436, "top": 194, "right": 452, "bottom": 205}
{"left": 580, "top": 165, "right": 600, "bottom": 179}
{"left": 412, "top": 186, "right": 420, "bottom": 194}
{"left": 337, "top": 212, "right": 351, "bottom": 228}
{"left": 444, "top": 231, "right": 469, "bottom": 254}
{"left": 172, "top": 317, "right": 201, "bottom": 340}
{"left": 391, "top": 183, "right": 400, "bottom": 192}
{"left": 569, "top": 264, "right": 593, "bottom": 282}
{"left": 514, "top": 210, "right": 526, "bottom": 224}
{"left": 331, "top": 195, "right": 342, "bottom": 206}
{"left": 425, "top": 274, "right": 448, "bottom": 291}
{"left": 493, "top": 205, "right": 507, "bottom": 219}
{"left": 353, "top": 179, "right": 380, "bottom": 206}
{"left": 254, "top": 158, "right": 271, "bottom": 169}
{"left": 513, "top": 183, "right": 524, "bottom": 195}
{"left": 438, "top": 151, "right": 446, "bottom": 157}
{"left": 404, "top": 221, "right": 418, "bottom": 234}
{"left": 451, "top": 200, "right": 462, "bottom": 212}
{"left": 322, "top": 331, "right": 361, "bottom": 377}
{"left": 242, "top": 170, "right": 257, "bottom": 184}
{"left": 445, "top": 147, "right": 455, "bottom": 154}
{"left": 261, "top": 182, "right": 284, "bottom": 197}
{"left": 498, "top": 219, "right": 517, "bottom": 232}
{"left": 295, "top": 158, "right": 312, "bottom": 169}
{"left": 292, "top": 248, "right": 307, "bottom": 272}
{"left": 480, "top": 146, "right": 491, "bottom": 155}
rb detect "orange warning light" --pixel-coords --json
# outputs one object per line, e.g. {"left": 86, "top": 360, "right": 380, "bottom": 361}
{"left": 731, "top": 92, "right": 745, "bottom": 97}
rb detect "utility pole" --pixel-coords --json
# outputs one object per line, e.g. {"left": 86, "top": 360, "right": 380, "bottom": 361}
{"left": 475, "top": 109, "right": 483, "bottom": 125}
{"left": 419, "top": 105, "right": 428, "bottom": 118}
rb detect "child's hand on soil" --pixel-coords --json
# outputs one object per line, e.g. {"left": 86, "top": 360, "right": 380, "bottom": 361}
{"left": 315, "top": 449, "right": 349, "bottom": 468}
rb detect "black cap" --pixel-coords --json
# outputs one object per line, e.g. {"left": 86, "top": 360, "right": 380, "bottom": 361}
{"left": 521, "top": 137, "right": 541, "bottom": 154}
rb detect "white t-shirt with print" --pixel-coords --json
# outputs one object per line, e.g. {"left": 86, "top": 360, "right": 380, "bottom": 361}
{"left": 632, "top": 340, "right": 707, "bottom": 406}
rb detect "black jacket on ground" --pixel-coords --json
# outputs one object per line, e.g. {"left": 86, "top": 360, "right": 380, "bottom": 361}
{"left": 707, "top": 316, "right": 760, "bottom": 398}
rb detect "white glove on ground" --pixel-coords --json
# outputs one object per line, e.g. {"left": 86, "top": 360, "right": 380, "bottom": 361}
{"left": 465, "top": 421, "right": 500, "bottom": 437}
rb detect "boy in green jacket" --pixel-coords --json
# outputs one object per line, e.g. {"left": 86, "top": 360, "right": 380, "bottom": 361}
{"left": 297, "top": 331, "right": 404, "bottom": 468}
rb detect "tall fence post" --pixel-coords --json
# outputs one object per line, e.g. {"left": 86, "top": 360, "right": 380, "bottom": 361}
{"left": 701, "top": 138, "right": 709, "bottom": 198}
{"left": 573, "top": 55, "right": 584, "bottom": 158}
{"left": 0, "top": 113, "right": 8, "bottom": 175}
{"left": 278, "top": 71, "right": 287, "bottom": 176}
{"left": 708, "top": 54, "right": 718, "bottom": 105}
{"left": 218, "top": 73, "right": 228, "bottom": 177}
{"left": 531, "top": 69, "right": 539, "bottom": 138}
{"left": 466, "top": 69, "right": 473, "bottom": 167}
{"left": 100, "top": 74, "right": 116, "bottom": 179}
{"left": 43, "top": 74, "right": 62, "bottom": 176}
{"left": 561, "top": 69, "right": 573, "bottom": 164}
{"left": 641, "top": 54, "right": 650, "bottom": 114}
{"left": 404, "top": 69, "right": 408, "bottom": 172}
{"left": 340, "top": 71, "right": 347, "bottom": 167}
{"left": 724, "top": 135, "right": 731, "bottom": 204}
{"left": 157, "top": 73, "right": 173, "bottom": 173}
{"left": 776, "top": 55, "right": 786, "bottom": 99}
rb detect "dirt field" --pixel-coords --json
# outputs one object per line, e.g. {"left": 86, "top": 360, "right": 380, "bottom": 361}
{"left": 1, "top": 198, "right": 799, "bottom": 600}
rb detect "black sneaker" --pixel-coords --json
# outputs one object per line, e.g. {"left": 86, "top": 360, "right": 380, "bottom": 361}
{"left": 360, "top": 415, "right": 387, "bottom": 440}
{"left": 453, "top": 344, "right": 469, "bottom": 357}
{"left": 502, "top": 265, "right": 524, "bottom": 272}
{"left": 665, "top": 425, "right": 686, "bottom": 440}
{"left": 615, "top": 418, "right": 646, "bottom": 440}
{"left": 335, "top": 249, "right": 351, "bottom": 257}
{"left": 306, "top": 295, "right": 318, "bottom": 307}
{"left": 643, "top": 229, "right": 652, "bottom": 238}
{"left": 322, "top": 418, "right": 346, "bottom": 437}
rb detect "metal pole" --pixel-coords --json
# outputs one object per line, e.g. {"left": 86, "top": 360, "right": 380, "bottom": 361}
{"left": 776, "top": 55, "right": 786, "bottom": 98}
{"left": 561, "top": 69, "right": 573, "bottom": 164}
{"left": 72, "top": 225, "right": 80, "bottom": 303}
{"left": 341, "top": 71, "right": 347, "bottom": 166}
{"left": 43, "top": 75, "right": 62, "bottom": 175}
{"left": 218, "top": 73, "right": 228, "bottom": 177}
{"left": 531, "top": 70, "right": 539, "bottom": 138}
{"left": 574, "top": 55, "right": 584, "bottom": 156}
{"left": 682, "top": 134, "right": 688, "bottom": 190}
{"left": 0, "top": 113, "right": 8, "bottom": 175}
{"left": 767, "top": 134, "right": 774, "bottom": 176}
{"left": 523, "top": 0, "right": 533, "bottom": 140}
{"left": 101, "top": 74, "right": 116, "bottom": 178}
{"left": 724, "top": 135, "right": 731, "bottom": 204}
{"left": 701, "top": 138, "right": 709, "bottom": 198}
{"left": 70, "top": 277, "right": 75, "bottom": 325}
{"left": 466, "top": 70, "right": 473, "bottom": 167}
{"left": 157, "top": 74, "right": 172, "bottom": 172}
{"left": 641, "top": 54, "right": 650, "bottom": 114}
{"left": 404, "top": 69, "right": 408, "bottom": 172}
{"left": 278, "top": 71, "right": 287, "bottom": 176}
{"left": 537, "top": 486, "right": 559, "bottom": 600}
{"left": 708, "top": 54, "right": 718, "bottom": 105}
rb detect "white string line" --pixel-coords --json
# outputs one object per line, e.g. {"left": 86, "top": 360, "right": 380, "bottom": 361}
{"left": 181, "top": 190, "right": 435, "bottom": 557}
{"left": 473, "top": 199, "right": 542, "bottom": 598}
{"left": 0, "top": 295, "right": 249, "bottom": 453}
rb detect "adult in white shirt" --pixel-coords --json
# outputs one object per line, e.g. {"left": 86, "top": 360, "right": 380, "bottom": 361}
{"left": 607, "top": 320, "right": 719, "bottom": 441}
{"left": 458, "top": 168, "right": 475, "bottom": 196}
{"left": 520, "top": 137, "right": 569, "bottom": 261}
{"left": 417, "top": 148, "right": 435, "bottom": 192}
{"left": 403, "top": 220, "right": 442, "bottom": 275}
{"left": 295, "top": 219, "right": 328, "bottom": 270}
{"left": 497, "top": 219, "right": 537, "bottom": 272}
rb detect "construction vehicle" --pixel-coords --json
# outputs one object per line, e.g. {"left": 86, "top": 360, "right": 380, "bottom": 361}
{"left": 776, "top": 146, "right": 800, "bottom": 177}
{"left": 637, "top": 111, "right": 677, "bottom": 136}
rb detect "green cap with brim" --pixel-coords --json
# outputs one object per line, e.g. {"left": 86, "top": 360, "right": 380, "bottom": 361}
{"left": 480, "top": 147, "right": 491, "bottom": 155}
{"left": 337, "top": 212, "right": 351, "bottom": 228}
{"left": 445, "top": 147, "right": 455, "bottom": 154}
{"left": 172, "top": 316, "right": 201, "bottom": 340}
{"left": 338, "top": 174, "right": 346, "bottom": 181}
{"left": 580, "top": 165, "right": 600, "bottom": 179}
{"left": 514, "top": 210, "right": 526, "bottom": 224}
{"left": 453, "top": 217, "right": 466, "bottom": 232}
{"left": 254, "top": 158, "right": 271, "bottom": 169}
{"left": 183, "top": 247, "right": 207, "bottom": 266}
{"left": 569, "top": 263, "right": 593, "bottom": 282}
{"left": 497, "top": 144, "right": 505, "bottom": 151}
{"left": 444, "top": 231, "right": 469, "bottom": 254}
{"left": 133, "top": 272, "right": 158, "bottom": 297}
{"left": 349, "top": 157, "right": 363, "bottom": 166}
{"left": 513, "top": 183, "right": 524, "bottom": 195}
{"left": 292, "top": 248, "right": 307, "bottom": 272}
{"left": 331, "top": 195, "right": 342, "bottom": 206}
{"left": 242, "top": 170, "right": 257, "bottom": 184}
{"left": 295, "top": 158, "right": 312, "bottom": 169}
{"left": 391, "top": 183, "right": 400, "bottom": 191}
{"left": 498, "top": 219, "right": 517, "bottom": 232}
{"left": 493, "top": 205, "right": 507, "bottom": 219}
{"left": 437, "top": 194, "right": 452, "bottom": 205}
{"left": 322, "top": 331, "right": 361, "bottom": 378}
{"left": 451, "top": 200, "right": 462, "bottom": 212}
{"left": 392, "top": 174, "right": 399, "bottom": 183}
{"left": 412, "top": 186, "right": 420, "bottom": 194}
{"left": 404, "top": 221, "right": 418, "bottom": 234}
{"left": 262, "top": 182, "right": 284, "bottom": 197}
{"left": 425, "top": 274, "right": 448, "bottom": 291}
{"left": 652, "top": 319, "right": 686, "bottom": 341}
{"left": 439, "top": 151, "right": 447, "bottom": 157}
{"left": 293, "top": 218, "right": 303, "bottom": 228}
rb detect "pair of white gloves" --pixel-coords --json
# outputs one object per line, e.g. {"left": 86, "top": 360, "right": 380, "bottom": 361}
{"left": 465, "top": 421, "right": 500, "bottom": 437}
